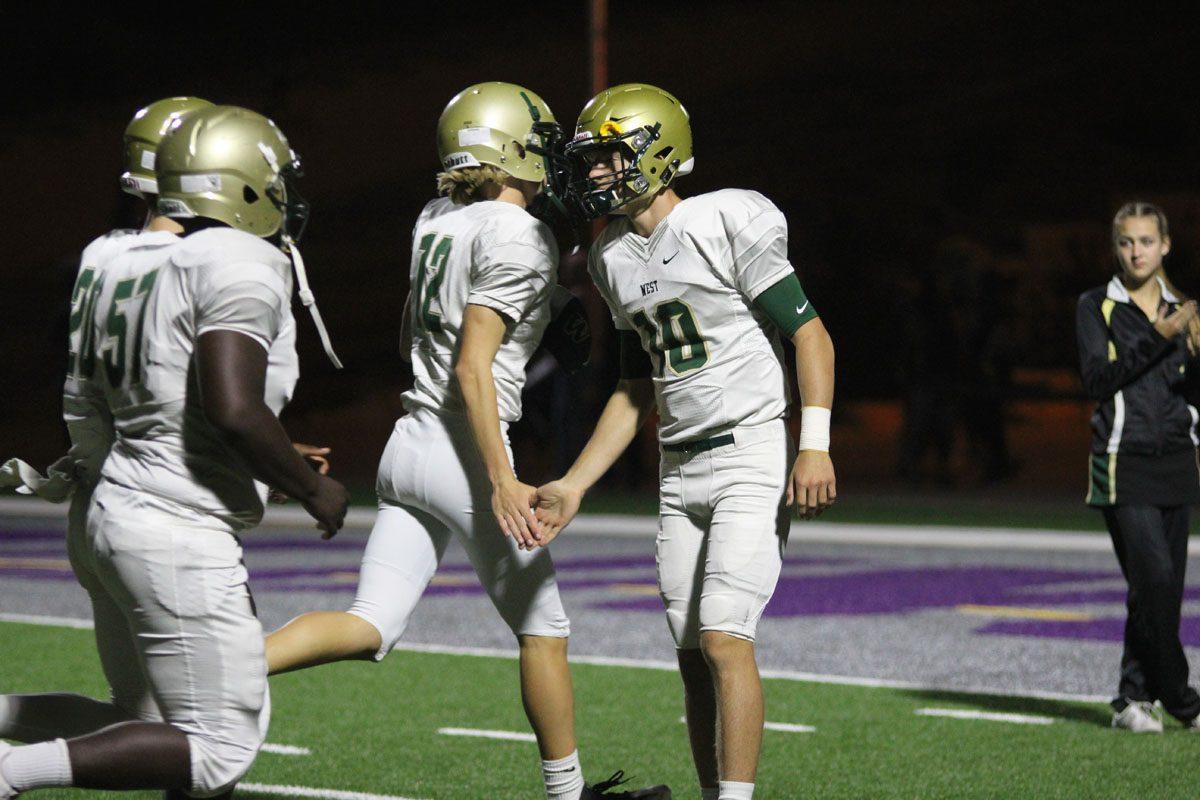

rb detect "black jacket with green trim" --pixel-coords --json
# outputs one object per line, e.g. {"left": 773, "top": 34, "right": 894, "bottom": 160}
{"left": 1076, "top": 276, "right": 1198, "bottom": 457}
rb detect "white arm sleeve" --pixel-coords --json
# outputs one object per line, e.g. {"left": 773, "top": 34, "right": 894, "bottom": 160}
{"left": 468, "top": 221, "right": 554, "bottom": 323}
{"left": 194, "top": 261, "right": 289, "bottom": 350}
{"left": 725, "top": 194, "right": 796, "bottom": 300}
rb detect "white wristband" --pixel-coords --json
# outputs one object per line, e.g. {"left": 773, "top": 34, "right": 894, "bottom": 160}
{"left": 798, "top": 406, "right": 831, "bottom": 452}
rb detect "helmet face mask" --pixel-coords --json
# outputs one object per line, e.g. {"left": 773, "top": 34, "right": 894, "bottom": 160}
{"left": 558, "top": 83, "right": 694, "bottom": 222}
{"left": 564, "top": 123, "right": 663, "bottom": 218}
{"left": 267, "top": 159, "right": 310, "bottom": 244}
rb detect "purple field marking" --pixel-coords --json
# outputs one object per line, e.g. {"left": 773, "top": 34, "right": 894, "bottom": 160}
{"left": 0, "top": 547, "right": 69, "bottom": 558}
{"left": 0, "top": 530, "right": 64, "bottom": 542}
{"left": 593, "top": 566, "right": 1123, "bottom": 617}
{"left": 977, "top": 615, "right": 1200, "bottom": 648}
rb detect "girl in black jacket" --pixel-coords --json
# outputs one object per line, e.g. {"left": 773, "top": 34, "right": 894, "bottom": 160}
{"left": 1076, "top": 201, "right": 1200, "bottom": 732}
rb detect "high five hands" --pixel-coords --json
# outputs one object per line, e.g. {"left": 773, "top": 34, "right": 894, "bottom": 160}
{"left": 494, "top": 478, "right": 584, "bottom": 550}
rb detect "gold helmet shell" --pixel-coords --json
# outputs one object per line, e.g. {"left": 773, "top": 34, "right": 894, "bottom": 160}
{"left": 155, "top": 105, "right": 304, "bottom": 240}
{"left": 120, "top": 97, "right": 214, "bottom": 197}
{"left": 566, "top": 83, "right": 693, "bottom": 217}
{"left": 436, "top": 82, "right": 555, "bottom": 184}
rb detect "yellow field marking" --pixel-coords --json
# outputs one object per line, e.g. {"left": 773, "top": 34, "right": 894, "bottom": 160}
{"left": 429, "top": 574, "right": 477, "bottom": 586}
{"left": 956, "top": 604, "right": 1093, "bottom": 622}
{"left": 611, "top": 583, "right": 660, "bottom": 596}
{"left": 327, "top": 571, "right": 361, "bottom": 584}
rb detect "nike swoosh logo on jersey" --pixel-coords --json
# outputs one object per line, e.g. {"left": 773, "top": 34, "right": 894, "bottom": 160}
{"left": 796, "top": 301, "right": 810, "bottom": 315}
{"left": 663, "top": 252, "right": 680, "bottom": 264}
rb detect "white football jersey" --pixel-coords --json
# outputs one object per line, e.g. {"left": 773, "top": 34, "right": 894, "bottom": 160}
{"left": 63, "top": 229, "right": 176, "bottom": 488}
{"left": 83, "top": 227, "right": 298, "bottom": 529}
{"left": 403, "top": 197, "right": 557, "bottom": 422}
{"left": 589, "top": 189, "right": 797, "bottom": 445}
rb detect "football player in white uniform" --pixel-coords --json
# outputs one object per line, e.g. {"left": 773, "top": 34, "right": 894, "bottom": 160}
{"left": 263, "top": 82, "right": 666, "bottom": 800}
{"left": 0, "top": 96, "right": 212, "bottom": 741}
{"left": 0, "top": 105, "right": 348, "bottom": 799}
{"left": 535, "top": 84, "right": 837, "bottom": 800}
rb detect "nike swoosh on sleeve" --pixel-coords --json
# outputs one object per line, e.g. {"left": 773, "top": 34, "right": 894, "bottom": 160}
{"left": 796, "top": 301, "right": 810, "bottom": 315}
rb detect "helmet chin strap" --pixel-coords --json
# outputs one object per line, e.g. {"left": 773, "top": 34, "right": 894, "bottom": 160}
{"left": 282, "top": 234, "right": 344, "bottom": 369}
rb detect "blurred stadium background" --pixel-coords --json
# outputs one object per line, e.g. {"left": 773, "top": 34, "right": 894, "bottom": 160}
{"left": 2, "top": 3, "right": 1198, "bottom": 515}
{"left": 3, "top": 4, "right": 1200, "bottom": 797}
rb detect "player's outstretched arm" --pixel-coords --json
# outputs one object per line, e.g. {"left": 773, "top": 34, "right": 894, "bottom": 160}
{"left": 535, "top": 377, "right": 655, "bottom": 543}
{"left": 789, "top": 317, "right": 836, "bottom": 519}
{"left": 196, "top": 330, "right": 349, "bottom": 537}
{"left": 456, "top": 303, "right": 543, "bottom": 549}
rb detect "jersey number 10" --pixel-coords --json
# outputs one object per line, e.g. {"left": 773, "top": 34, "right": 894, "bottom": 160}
{"left": 632, "top": 299, "right": 709, "bottom": 376}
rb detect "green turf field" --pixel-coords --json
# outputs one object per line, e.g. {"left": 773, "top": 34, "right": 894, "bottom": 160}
{"left": 2, "top": 620, "right": 1196, "bottom": 799}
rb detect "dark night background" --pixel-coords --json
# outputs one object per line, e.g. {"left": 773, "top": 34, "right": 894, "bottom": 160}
{"left": 2, "top": 3, "right": 1199, "bottom": 508}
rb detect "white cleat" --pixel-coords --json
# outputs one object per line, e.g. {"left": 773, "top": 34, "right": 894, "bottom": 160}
{"left": 0, "top": 740, "right": 18, "bottom": 798}
{"left": 1186, "top": 716, "right": 1200, "bottom": 733}
{"left": 1111, "top": 700, "right": 1163, "bottom": 733}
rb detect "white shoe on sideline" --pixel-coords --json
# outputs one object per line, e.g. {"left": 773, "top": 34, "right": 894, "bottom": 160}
{"left": 1185, "top": 716, "right": 1200, "bottom": 732}
{"left": 1112, "top": 700, "right": 1163, "bottom": 733}
{"left": 0, "top": 740, "right": 19, "bottom": 799}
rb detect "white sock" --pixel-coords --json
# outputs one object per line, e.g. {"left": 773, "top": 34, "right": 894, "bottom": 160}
{"left": 1, "top": 738, "right": 73, "bottom": 792}
{"left": 701, "top": 787, "right": 720, "bottom": 800}
{"left": 543, "top": 750, "right": 584, "bottom": 800}
{"left": 719, "top": 780, "right": 754, "bottom": 800}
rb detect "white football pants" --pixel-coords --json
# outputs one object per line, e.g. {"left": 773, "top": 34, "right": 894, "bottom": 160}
{"left": 349, "top": 408, "right": 569, "bottom": 659}
{"left": 657, "top": 418, "right": 791, "bottom": 649}
{"left": 81, "top": 480, "right": 268, "bottom": 798}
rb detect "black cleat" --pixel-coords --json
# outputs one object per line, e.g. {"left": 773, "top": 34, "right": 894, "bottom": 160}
{"left": 582, "top": 770, "right": 672, "bottom": 799}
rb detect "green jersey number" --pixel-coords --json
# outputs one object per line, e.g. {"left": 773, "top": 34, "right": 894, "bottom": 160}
{"left": 412, "top": 233, "right": 453, "bottom": 334}
{"left": 631, "top": 298, "right": 709, "bottom": 376}
{"left": 101, "top": 269, "right": 159, "bottom": 388}
{"left": 67, "top": 267, "right": 160, "bottom": 389}
{"left": 67, "top": 268, "right": 104, "bottom": 378}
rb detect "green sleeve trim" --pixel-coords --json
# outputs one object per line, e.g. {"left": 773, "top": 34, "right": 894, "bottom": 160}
{"left": 618, "top": 329, "right": 653, "bottom": 379}
{"left": 755, "top": 273, "right": 817, "bottom": 337}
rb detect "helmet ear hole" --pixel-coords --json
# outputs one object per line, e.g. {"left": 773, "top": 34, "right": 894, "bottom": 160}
{"left": 243, "top": 185, "right": 259, "bottom": 203}
{"left": 654, "top": 145, "right": 674, "bottom": 161}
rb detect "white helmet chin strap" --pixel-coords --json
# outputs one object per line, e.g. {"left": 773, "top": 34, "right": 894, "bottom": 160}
{"left": 282, "top": 235, "right": 344, "bottom": 369}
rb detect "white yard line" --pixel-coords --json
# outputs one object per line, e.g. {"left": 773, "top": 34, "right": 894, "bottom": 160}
{"left": 764, "top": 721, "right": 818, "bottom": 733}
{"left": 260, "top": 743, "right": 312, "bottom": 756}
{"left": 4, "top": 497, "right": 1188, "bottom": 553}
{"left": 239, "top": 782, "right": 424, "bottom": 800}
{"left": 0, "top": 613, "right": 1111, "bottom": 705}
{"left": 914, "top": 708, "right": 1056, "bottom": 725}
{"left": 679, "top": 716, "right": 815, "bottom": 733}
{"left": 0, "top": 612, "right": 94, "bottom": 630}
{"left": 436, "top": 727, "right": 537, "bottom": 743}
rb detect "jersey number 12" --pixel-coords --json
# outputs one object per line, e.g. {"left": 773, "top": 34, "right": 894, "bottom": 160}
{"left": 412, "top": 233, "right": 453, "bottom": 334}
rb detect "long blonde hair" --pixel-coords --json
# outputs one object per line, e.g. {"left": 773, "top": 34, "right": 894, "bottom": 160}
{"left": 436, "top": 165, "right": 511, "bottom": 205}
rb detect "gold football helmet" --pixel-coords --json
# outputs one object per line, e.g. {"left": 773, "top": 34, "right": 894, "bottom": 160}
{"left": 564, "top": 83, "right": 693, "bottom": 218}
{"left": 120, "top": 96, "right": 213, "bottom": 197}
